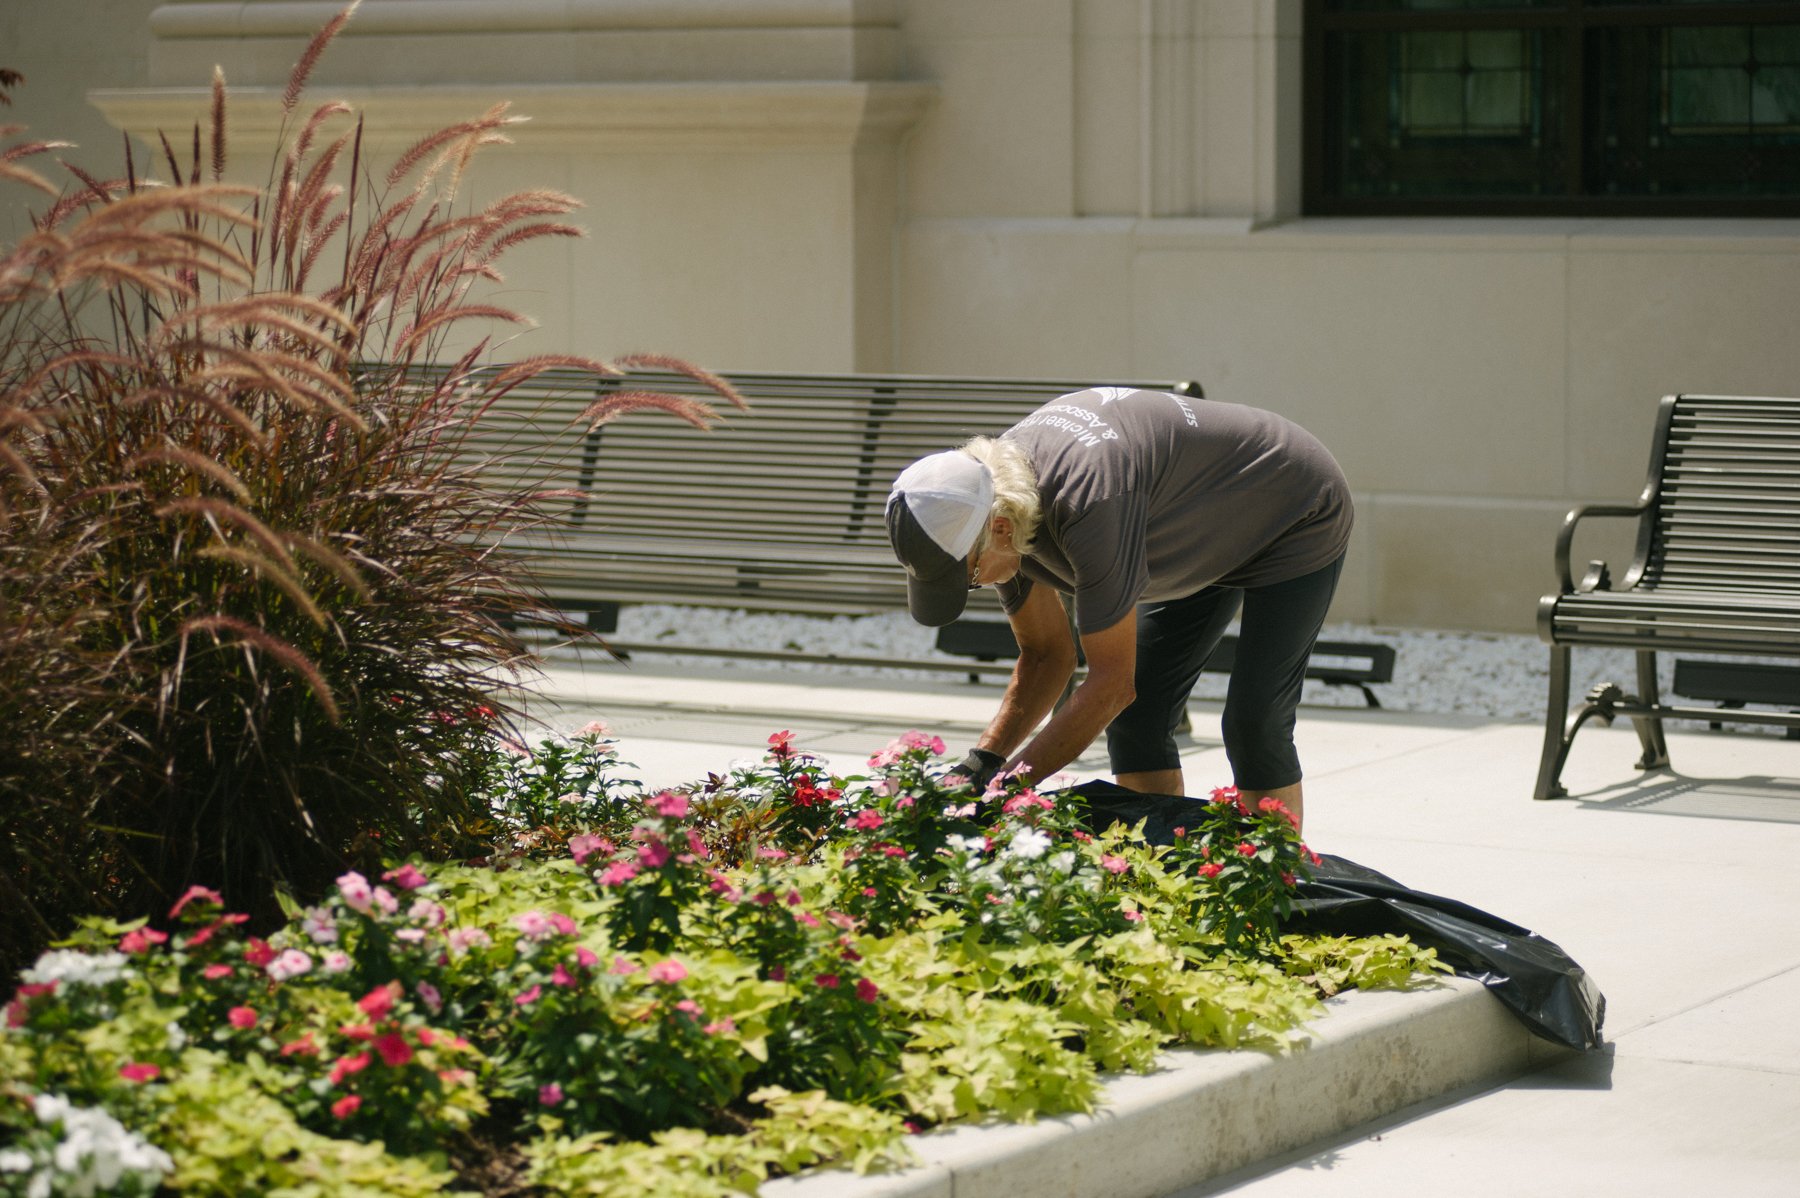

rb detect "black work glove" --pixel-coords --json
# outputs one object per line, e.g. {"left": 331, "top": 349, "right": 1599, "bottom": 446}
{"left": 949, "top": 747, "right": 1007, "bottom": 790}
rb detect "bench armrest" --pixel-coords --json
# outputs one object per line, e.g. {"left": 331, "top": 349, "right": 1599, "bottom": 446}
{"left": 1553, "top": 501, "right": 1649, "bottom": 594}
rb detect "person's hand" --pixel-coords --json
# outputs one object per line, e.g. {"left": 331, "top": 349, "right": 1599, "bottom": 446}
{"left": 947, "top": 747, "right": 1007, "bottom": 791}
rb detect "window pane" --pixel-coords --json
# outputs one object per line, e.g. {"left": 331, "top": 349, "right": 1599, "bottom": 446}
{"left": 1320, "top": 27, "right": 1564, "bottom": 199}
{"left": 1326, "top": 1, "right": 1553, "bottom": 12}
{"left": 1590, "top": 23, "right": 1800, "bottom": 197}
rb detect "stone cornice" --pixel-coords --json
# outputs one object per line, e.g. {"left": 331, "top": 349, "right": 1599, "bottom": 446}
{"left": 89, "top": 81, "right": 938, "bottom": 154}
{"left": 148, "top": 0, "right": 903, "bottom": 38}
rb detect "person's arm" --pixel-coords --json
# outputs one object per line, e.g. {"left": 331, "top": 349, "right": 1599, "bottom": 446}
{"left": 971, "top": 582, "right": 1078, "bottom": 766}
{"left": 1004, "top": 607, "right": 1137, "bottom": 787}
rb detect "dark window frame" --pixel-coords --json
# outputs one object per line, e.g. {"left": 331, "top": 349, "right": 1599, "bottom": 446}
{"left": 1303, "top": 1, "right": 1800, "bottom": 217}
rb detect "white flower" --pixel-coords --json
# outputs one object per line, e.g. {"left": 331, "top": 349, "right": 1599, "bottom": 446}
{"left": 302, "top": 907, "right": 339, "bottom": 944}
{"left": 20, "top": 951, "right": 130, "bottom": 990}
{"left": 1047, "top": 851, "right": 1077, "bottom": 876}
{"left": 322, "top": 951, "right": 353, "bottom": 974}
{"left": 27, "top": 1094, "right": 172, "bottom": 1196}
{"left": 948, "top": 835, "right": 986, "bottom": 856}
{"left": 164, "top": 1021, "right": 187, "bottom": 1051}
{"left": 1004, "top": 828, "right": 1052, "bottom": 861}
{"left": 0, "top": 1149, "right": 32, "bottom": 1173}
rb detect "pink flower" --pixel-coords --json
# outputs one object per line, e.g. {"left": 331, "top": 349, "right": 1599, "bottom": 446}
{"left": 649, "top": 791, "right": 690, "bottom": 819}
{"left": 267, "top": 949, "right": 312, "bottom": 982}
{"left": 227, "top": 1006, "right": 258, "bottom": 1030}
{"left": 119, "top": 1062, "right": 160, "bottom": 1083}
{"left": 814, "top": 973, "right": 840, "bottom": 989}
{"left": 637, "top": 840, "right": 671, "bottom": 869}
{"left": 548, "top": 913, "right": 578, "bottom": 937}
{"left": 568, "top": 833, "right": 608, "bottom": 864}
{"left": 371, "top": 887, "right": 399, "bottom": 916}
{"left": 574, "top": 946, "right": 599, "bottom": 968}
{"left": 847, "top": 809, "right": 884, "bottom": 831}
{"left": 407, "top": 899, "right": 446, "bottom": 929}
{"left": 1258, "top": 797, "right": 1298, "bottom": 827}
{"left": 1198, "top": 862, "right": 1224, "bottom": 879}
{"left": 610, "top": 955, "right": 639, "bottom": 975}
{"left": 579, "top": 719, "right": 611, "bottom": 737}
{"left": 202, "top": 963, "right": 232, "bottom": 980}
{"left": 539, "top": 1082, "right": 565, "bottom": 1106}
{"left": 119, "top": 927, "right": 168, "bottom": 955}
{"left": 373, "top": 1031, "right": 414, "bottom": 1067}
{"left": 647, "top": 959, "right": 688, "bottom": 985}
{"left": 336, "top": 871, "right": 374, "bottom": 912}
{"left": 855, "top": 978, "right": 879, "bottom": 1003}
{"left": 331, "top": 1094, "right": 362, "bottom": 1119}
{"left": 673, "top": 999, "right": 702, "bottom": 1018}
{"left": 168, "top": 885, "right": 224, "bottom": 920}
{"left": 243, "top": 938, "right": 276, "bottom": 968}
{"left": 551, "top": 964, "right": 578, "bottom": 988}
{"left": 1099, "top": 854, "right": 1129, "bottom": 875}
{"left": 382, "top": 864, "right": 429, "bottom": 891}
{"left": 322, "top": 951, "right": 353, "bottom": 974}
{"left": 512, "top": 911, "right": 554, "bottom": 940}
{"left": 515, "top": 985, "right": 542, "bottom": 1007}
{"left": 416, "top": 981, "right": 443, "bottom": 1013}
{"left": 446, "top": 927, "right": 491, "bottom": 955}
{"left": 1121, "top": 907, "right": 1145, "bottom": 923}
{"left": 597, "top": 861, "right": 639, "bottom": 887}
{"left": 768, "top": 729, "right": 796, "bottom": 757}
{"left": 703, "top": 1019, "right": 736, "bottom": 1036}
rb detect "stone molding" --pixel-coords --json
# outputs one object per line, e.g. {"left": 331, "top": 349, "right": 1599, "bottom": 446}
{"left": 90, "top": 81, "right": 937, "bottom": 154}
{"left": 148, "top": 0, "right": 904, "bottom": 38}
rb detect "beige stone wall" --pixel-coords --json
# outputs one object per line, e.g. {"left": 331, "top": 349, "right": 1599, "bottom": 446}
{"left": 8, "top": 0, "right": 1800, "bottom": 632}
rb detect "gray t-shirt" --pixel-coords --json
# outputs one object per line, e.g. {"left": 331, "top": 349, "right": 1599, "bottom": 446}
{"left": 995, "top": 388, "right": 1352, "bottom": 634}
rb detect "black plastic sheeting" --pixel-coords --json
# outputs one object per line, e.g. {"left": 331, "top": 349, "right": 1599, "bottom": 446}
{"left": 1068, "top": 782, "right": 1607, "bottom": 1052}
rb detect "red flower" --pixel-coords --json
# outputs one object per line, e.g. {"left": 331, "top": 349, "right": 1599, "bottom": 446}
{"left": 373, "top": 1031, "right": 414, "bottom": 1067}
{"left": 339, "top": 1022, "right": 375, "bottom": 1042}
{"left": 814, "top": 973, "right": 840, "bottom": 989}
{"left": 280, "top": 1033, "right": 319, "bottom": 1058}
{"left": 331, "top": 1094, "right": 362, "bottom": 1119}
{"left": 768, "top": 729, "right": 796, "bottom": 757}
{"left": 855, "top": 978, "right": 880, "bottom": 1003}
{"left": 243, "top": 938, "right": 276, "bottom": 967}
{"left": 119, "top": 1062, "right": 160, "bottom": 1083}
{"left": 1235, "top": 842, "right": 1257, "bottom": 858}
{"left": 847, "top": 809, "right": 884, "bottom": 831}
{"left": 357, "top": 983, "right": 399, "bottom": 1021}
{"left": 1198, "top": 863, "right": 1224, "bottom": 879}
{"left": 329, "top": 1053, "right": 371, "bottom": 1086}
{"left": 202, "top": 964, "right": 232, "bottom": 980}
{"left": 227, "top": 1006, "right": 258, "bottom": 1030}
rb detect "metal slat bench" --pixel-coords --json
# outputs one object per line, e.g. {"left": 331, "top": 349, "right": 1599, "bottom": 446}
{"left": 1534, "top": 393, "right": 1800, "bottom": 800}
{"left": 454, "top": 367, "right": 1202, "bottom": 669}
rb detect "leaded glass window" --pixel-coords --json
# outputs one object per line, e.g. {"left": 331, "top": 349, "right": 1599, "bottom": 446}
{"left": 1305, "top": 1, "right": 1800, "bottom": 214}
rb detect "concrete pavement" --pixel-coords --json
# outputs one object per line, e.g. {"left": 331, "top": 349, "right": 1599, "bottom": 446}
{"left": 523, "top": 653, "right": 1800, "bottom": 1197}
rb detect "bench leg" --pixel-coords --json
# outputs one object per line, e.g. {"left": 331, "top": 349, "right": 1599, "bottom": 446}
{"left": 1631, "top": 649, "right": 1671, "bottom": 772}
{"left": 1534, "top": 644, "right": 1575, "bottom": 800}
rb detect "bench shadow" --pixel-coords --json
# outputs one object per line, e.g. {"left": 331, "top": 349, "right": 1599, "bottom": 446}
{"left": 1572, "top": 772, "right": 1800, "bottom": 824}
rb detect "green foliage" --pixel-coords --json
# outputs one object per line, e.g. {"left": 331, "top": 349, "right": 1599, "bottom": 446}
{"left": 2, "top": 725, "right": 1449, "bottom": 1193}
{"left": 0, "top": 7, "right": 741, "bottom": 981}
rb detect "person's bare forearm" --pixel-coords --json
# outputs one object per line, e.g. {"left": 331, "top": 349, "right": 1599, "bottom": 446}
{"left": 977, "top": 648, "right": 1073, "bottom": 760}
{"left": 1008, "top": 672, "right": 1133, "bottom": 786}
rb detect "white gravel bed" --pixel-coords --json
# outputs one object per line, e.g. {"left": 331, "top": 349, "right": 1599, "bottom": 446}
{"left": 531, "top": 603, "right": 1797, "bottom": 730}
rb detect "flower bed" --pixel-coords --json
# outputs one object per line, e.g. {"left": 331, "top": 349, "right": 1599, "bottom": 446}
{"left": 1, "top": 729, "right": 1446, "bottom": 1196}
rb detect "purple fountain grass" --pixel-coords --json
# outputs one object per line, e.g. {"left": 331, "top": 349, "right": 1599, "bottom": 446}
{"left": 0, "top": 1, "right": 743, "bottom": 981}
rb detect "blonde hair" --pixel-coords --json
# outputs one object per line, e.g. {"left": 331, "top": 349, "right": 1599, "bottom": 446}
{"left": 961, "top": 436, "right": 1041, "bottom": 555}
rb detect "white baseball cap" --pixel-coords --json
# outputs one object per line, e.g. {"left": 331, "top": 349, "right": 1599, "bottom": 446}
{"left": 884, "top": 451, "right": 995, "bottom": 626}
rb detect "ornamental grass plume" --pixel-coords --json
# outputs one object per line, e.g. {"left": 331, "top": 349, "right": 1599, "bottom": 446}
{"left": 0, "top": 3, "right": 743, "bottom": 982}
